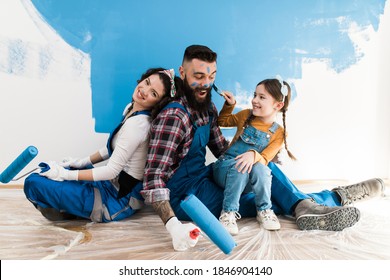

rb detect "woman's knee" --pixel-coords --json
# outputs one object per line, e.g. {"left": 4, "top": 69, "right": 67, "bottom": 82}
{"left": 23, "top": 173, "right": 40, "bottom": 199}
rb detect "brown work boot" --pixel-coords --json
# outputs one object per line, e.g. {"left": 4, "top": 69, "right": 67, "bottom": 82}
{"left": 295, "top": 199, "right": 360, "bottom": 231}
{"left": 332, "top": 178, "right": 385, "bottom": 206}
{"left": 37, "top": 206, "right": 77, "bottom": 221}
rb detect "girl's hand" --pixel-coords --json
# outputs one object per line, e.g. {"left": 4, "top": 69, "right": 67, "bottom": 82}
{"left": 234, "top": 151, "right": 255, "bottom": 173}
{"left": 222, "top": 91, "right": 236, "bottom": 106}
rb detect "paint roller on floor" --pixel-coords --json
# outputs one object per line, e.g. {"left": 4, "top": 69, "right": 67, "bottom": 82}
{"left": 0, "top": 146, "right": 38, "bottom": 183}
{"left": 180, "top": 194, "right": 237, "bottom": 255}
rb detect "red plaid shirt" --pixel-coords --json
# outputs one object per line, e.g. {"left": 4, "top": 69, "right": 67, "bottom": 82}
{"left": 141, "top": 96, "right": 229, "bottom": 204}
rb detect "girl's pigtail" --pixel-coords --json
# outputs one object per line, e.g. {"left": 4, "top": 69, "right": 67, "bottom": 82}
{"left": 282, "top": 110, "right": 297, "bottom": 161}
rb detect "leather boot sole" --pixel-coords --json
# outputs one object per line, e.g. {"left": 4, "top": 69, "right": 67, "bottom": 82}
{"left": 296, "top": 207, "right": 360, "bottom": 231}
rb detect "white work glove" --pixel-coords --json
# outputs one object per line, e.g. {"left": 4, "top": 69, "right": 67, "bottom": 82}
{"left": 60, "top": 156, "right": 92, "bottom": 169}
{"left": 165, "top": 217, "right": 201, "bottom": 251}
{"left": 39, "top": 161, "right": 78, "bottom": 181}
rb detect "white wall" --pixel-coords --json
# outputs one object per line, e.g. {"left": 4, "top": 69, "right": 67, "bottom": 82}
{"left": 282, "top": 4, "right": 390, "bottom": 182}
{"left": 1, "top": 0, "right": 389, "bottom": 185}
{"left": 0, "top": 0, "right": 108, "bottom": 184}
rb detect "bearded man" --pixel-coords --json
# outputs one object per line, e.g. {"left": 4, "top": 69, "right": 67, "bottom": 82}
{"left": 140, "top": 45, "right": 384, "bottom": 251}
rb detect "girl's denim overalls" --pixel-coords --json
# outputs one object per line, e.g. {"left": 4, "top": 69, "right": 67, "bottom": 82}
{"left": 213, "top": 123, "right": 279, "bottom": 212}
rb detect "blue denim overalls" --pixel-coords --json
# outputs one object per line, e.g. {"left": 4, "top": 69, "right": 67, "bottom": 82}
{"left": 162, "top": 102, "right": 341, "bottom": 219}
{"left": 213, "top": 123, "right": 279, "bottom": 212}
{"left": 24, "top": 103, "right": 341, "bottom": 222}
{"left": 163, "top": 103, "right": 267, "bottom": 220}
{"left": 24, "top": 111, "right": 148, "bottom": 222}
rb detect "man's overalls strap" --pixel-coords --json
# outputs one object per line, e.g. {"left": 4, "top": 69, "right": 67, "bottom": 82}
{"left": 163, "top": 102, "right": 197, "bottom": 128}
{"left": 161, "top": 102, "right": 221, "bottom": 220}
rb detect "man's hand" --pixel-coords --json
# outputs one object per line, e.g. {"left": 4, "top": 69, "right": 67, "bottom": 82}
{"left": 165, "top": 217, "right": 201, "bottom": 251}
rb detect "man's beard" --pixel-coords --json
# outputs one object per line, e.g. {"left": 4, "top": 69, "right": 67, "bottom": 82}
{"left": 183, "top": 77, "right": 212, "bottom": 113}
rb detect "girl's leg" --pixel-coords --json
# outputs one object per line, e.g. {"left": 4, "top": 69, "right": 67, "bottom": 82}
{"left": 249, "top": 163, "right": 272, "bottom": 211}
{"left": 213, "top": 158, "right": 248, "bottom": 212}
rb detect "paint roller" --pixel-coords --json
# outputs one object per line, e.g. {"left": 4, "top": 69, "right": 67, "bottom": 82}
{"left": 0, "top": 146, "right": 38, "bottom": 183}
{"left": 180, "top": 194, "right": 237, "bottom": 254}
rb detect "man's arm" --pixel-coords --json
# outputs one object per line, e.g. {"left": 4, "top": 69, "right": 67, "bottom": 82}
{"left": 141, "top": 107, "right": 189, "bottom": 202}
{"left": 152, "top": 200, "right": 175, "bottom": 224}
{"left": 141, "top": 107, "right": 200, "bottom": 251}
{"left": 207, "top": 104, "right": 230, "bottom": 158}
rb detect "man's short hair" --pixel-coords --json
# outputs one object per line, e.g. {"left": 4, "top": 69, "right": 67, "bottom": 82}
{"left": 182, "top": 45, "right": 217, "bottom": 64}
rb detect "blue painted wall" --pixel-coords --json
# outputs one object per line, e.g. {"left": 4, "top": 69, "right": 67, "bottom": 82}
{"left": 31, "top": 0, "right": 386, "bottom": 133}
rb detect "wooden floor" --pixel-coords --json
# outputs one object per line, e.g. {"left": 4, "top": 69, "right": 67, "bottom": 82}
{"left": 1, "top": 180, "right": 390, "bottom": 260}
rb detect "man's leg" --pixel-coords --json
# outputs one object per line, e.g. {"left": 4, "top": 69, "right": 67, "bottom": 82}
{"left": 295, "top": 178, "right": 385, "bottom": 230}
{"left": 332, "top": 178, "right": 385, "bottom": 205}
{"left": 268, "top": 162, "right": 361, "bottom": 231}
{"left": 169, "top": 177, "right": 225, "bottom": 221}
{"left": 268, "top": 162, "right": 310, "bottom": 215}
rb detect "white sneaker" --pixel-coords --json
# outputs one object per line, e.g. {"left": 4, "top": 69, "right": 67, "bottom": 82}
{"left": 219, "top": 211, "right": 241, "bottom": 235}
{"left": 257, "top": 209, "right": 281, "bottom": 230}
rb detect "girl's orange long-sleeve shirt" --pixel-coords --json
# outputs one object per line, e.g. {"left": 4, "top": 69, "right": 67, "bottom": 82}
{"left": 218, "top": 102, "right": 284, "bottom": 165}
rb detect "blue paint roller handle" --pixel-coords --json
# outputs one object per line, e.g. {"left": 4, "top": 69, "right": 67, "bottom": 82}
{"left": 180, "top": 194, "right": 237, "bottom": 254}
{"left": 0, "top": 146, "right": 38, "bottom": 183}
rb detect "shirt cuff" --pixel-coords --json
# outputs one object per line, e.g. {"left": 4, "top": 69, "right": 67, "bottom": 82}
{"left": 250, "top": 150, "right": 267, "bottom": 165}
{"left": 140, "top": 188, "right": 170, "bottom": 204}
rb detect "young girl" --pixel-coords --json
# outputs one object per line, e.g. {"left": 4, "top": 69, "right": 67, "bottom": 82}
{"left": 213, "top": 76, "right": 295, "bottom": 235}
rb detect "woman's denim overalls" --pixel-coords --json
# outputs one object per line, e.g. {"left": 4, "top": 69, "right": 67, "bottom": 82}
{"left": 23, "top": 111, "right": 149, "bottom": 222}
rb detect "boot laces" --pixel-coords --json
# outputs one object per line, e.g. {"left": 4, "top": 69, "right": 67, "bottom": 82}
{"left": 345, "top": 183, "right": 370, "bottom": 200}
